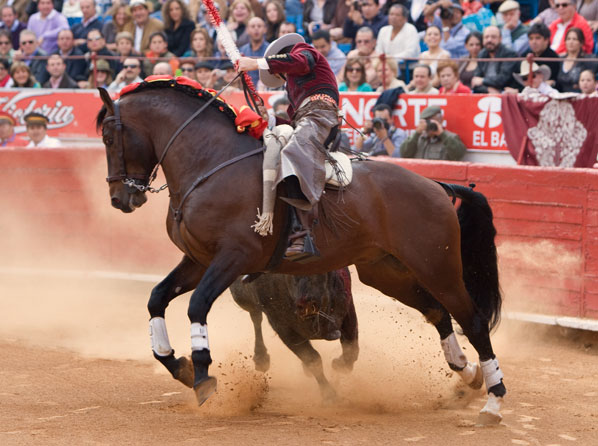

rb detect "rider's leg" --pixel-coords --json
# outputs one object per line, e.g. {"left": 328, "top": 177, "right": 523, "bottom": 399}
{"left": 283, "top": 176, "right": 319, "bottom": 259}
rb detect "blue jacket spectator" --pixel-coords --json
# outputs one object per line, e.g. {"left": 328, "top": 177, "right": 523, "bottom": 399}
{"left": 71, "top": 0, "right": 103, "bottom": 52}
{"left": 55, "top": 28, "right": 87, "bottom": 83}
{"left": 239, "top": 17, "right": 268, "bottom": 86}
{"left": 311, "top": 29, "right": 346, "bottom": 76}
{"left": 343, "top": 0, "right": 388, "bottom": 40}
{"left": 0, "top": 5, "right": 27, "bottom": 50}
{"left": 439, "top": 2, "right": 471, "bottom": 59}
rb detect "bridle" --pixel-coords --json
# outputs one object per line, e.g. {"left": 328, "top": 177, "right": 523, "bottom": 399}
{"left": 102, "top": 74, "right": 265, "bottom": 219}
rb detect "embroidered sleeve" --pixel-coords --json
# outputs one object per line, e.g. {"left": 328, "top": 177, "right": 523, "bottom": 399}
{"left": 265, "top": 44, "right": 315, "bottom": 77}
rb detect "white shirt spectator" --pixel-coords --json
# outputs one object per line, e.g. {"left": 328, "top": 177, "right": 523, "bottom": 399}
{"left": 26, "top": 135, "right": 62, "bottom": 148}
{"left": 375, "top": 22, "right": 420, "bottom": 60}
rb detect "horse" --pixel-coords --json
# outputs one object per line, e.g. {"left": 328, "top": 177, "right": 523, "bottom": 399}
{"left": 96, "top": 79, "right": 505, "bottom": 424}
{"left": 229, "top": 267, "right": 358, "bottom": 400}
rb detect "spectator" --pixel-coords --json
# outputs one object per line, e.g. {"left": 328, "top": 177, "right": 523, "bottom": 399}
{"left": 0, "top": 111, "right": 25, "bottom": 146}
{"left": 182, "top": 27, "right": 214, "bottom": 59}
{"left": 264, "top": 0, "right": 285, "bottom": 42}
{"left": 102, "top": 3, "right": 132, "bottom": 52}
{"left": 239, "top": 16, "right": 267, "bottom": 85}
{"left": 343, "top": 0, "right": 388, "bottom": 41}
{"left": 278, "top": 21, "right": 296, "bottom": 37}
{"left": 43, "top": 53, "right": 78, "bottom": 88}
{"left": 192, "top": 0, "right": 228, "bottom": 42}
{"left": 406, "top": 64, "right": 439, "bottom": 94}
{"left": 71, "top": 0, "right": 103, "bottom": 51}
{"left": 400, "top": 105, "right": 466, "bottom": 160}
{"left": 556, "top": 27, "right": 598, "bottom": 92}
{"left": 550, "top": 0, "right": 594, "bottom": 55}
{"left": 458, "top": 30, "right": 481, "bottom": 88}
{"left": 84, "top": 29, "right": 119, "bottom": 78}
{"left": 0, "top": 6, "right": 26, "bottom": 49}
{"left": 55, "top": 28, "right": 87, "bottom": 85}
{"left": 13, "top": 29, "right": 49, "bottom": 84}
{"left": 212, "top": 60, "right": 241, "bottom": 90}
{"left": 311, "top": 29, "right": 346, "bottom": 76}
{"left": 303, "top": 0, "right": 337, "bottom": 37}
{"left": 0, "top": 58, "right": 12, "bottom": 86}
{"left": 579, "top": 68, "right": 597, "bottom": 94}
{"left": 143, "top": 31, "right": 178, "bottom": 77}
{"left": 524, "top": 23, "right": 560, "bottom": 84}
{"left": 577, "top": 0, "right": 598, "bottom": 32}
{"left": 345, "top": 26, "right": 379, "bottom": 85}
{"left": 438, "top": 1, "right": 471, "bottom": 59}
{"left": 153, "top": 61, "right": 172, "bottom": 75}
{"left": 124, "top": 0, "right": 164, "bottom": 54}
{"left": 512, "top": 60, "right": 558, "bottom": 95}
{"left": 419, "top": 25, "right": 450, "bottom": 79}
{"left": 0, "top": 29, "right": 14, "bottom": 63}
{"left": 374, "top": 56, "right": 405, "bottom": 91}
{"left": 272, "top": 95, "right": 290, "bottom": 118}
{"left": 10, "top": 60, "right": 40, "bottom": 86}
{"left": 498, "top": 0, "right": 530, "bottom": 55}
{"left": 226, "top": 0, "right": 254, "bottom": 47}
{"left": 24, "top": 112, "right": 61, "bottom": 148}
{"left": 531, "top": 0, "right": 559, "bottom": 27}
{"left": 1, "top": 1, "right": 28, "bottom": 26}
{"left": 87, "top": 58, "right": 113, "bottom": 88}
{"left": 114, "top": 31, "right": 142, "bottom": 75}
{"left": 471, "top": 25, "right": 519, "bottom": 93}
{"left": 162, "top": 0, "right": 194, "bottom": 57}
{"left": 375, "top": 4, "right": 420, "bottom": 63}
{"left": 438, "top": 59, "right": 471, "bottom": 93}
{"left": 194, "top": 60, "right": 213, "bottom": 87}
{"left": 339, "top": 58, "right": 373, "bottom": 91}
{"left": 27, "top": 0, "right": 69, "bottom": 54}
{"left": 178, "top": 58, "right": 195, "bottom": 80}
{"left": 355, "top": 103, "right": 406, "bottom": 157}
{"left": 108, "top": 56, "right": 143, "bottom": 92}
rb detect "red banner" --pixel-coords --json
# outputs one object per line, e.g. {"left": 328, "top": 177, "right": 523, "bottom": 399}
{"left": 1, "top": 89, "right": 507, "bottom": 150}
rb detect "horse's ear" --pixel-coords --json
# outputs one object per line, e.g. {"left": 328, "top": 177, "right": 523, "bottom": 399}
{"left": 98, "top": 87, "right": 114, "bottom": 115}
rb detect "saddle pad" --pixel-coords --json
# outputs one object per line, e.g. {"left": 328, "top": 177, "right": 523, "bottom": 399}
{"left": 325, "top": 152, "right": 353, "bottom": 187}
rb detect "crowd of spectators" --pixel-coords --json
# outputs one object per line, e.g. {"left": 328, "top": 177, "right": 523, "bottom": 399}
{"left": 3, "top": 0, "right": 598, "bottom": 154}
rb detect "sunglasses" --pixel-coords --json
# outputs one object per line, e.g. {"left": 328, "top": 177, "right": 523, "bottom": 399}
{"left": 347, "top": 67, "right": 362, "bottom": 73}
{"left": 87, "top": 36, "right": 102, "bottom": 41}
{"left": 0, "top": 41, "right": 10, "bottom": 45}
{"left": 555, "top": 3, "right": 571, "bottom": 7}
{"left": 123, "top": 64, "right": 139, "bottom": 69}
{"left": 21, "top": 40, "right": 34, "bottom": 45}
{"left": 180, "top": 67, "right": 194, "bottom": 72}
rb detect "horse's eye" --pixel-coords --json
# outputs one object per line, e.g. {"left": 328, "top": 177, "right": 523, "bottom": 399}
{"left": 103, "top": 135, "right": 113, "bottom": 146}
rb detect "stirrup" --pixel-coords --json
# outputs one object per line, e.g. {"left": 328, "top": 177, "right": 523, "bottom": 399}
{"left": 284, "top": 232, "right": 320, "bottom": 263}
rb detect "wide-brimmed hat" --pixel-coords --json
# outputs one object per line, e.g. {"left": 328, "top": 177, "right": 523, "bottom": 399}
{"left": 259, "top": 33, "right": 305, "bottom": 88}
{"left": 92, "top": 59, "right": 113, "bottom": 75}
{"left": 513, "top": 61, "right": 551, "bottom": 86}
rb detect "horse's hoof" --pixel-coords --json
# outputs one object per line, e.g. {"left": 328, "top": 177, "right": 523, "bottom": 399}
{"left": 477, "top": 394, "right": 503, "bottom": 426}
{"left": 193, "top": 376, "right": 218, "bottom": 406}
{"left": 462, "top": 362, "right": 483, "bottom": 390}
{"left": 321, "top": 386, "right": 338, "bottom": 405}
{"left": 174, "top": 356, "right": 194, "bottom": 388}
{"left": 254, "top": 354, "right": 270, "bottom": 373}
{"left": 331, "top": 357, "right": 353, "bottom": 373}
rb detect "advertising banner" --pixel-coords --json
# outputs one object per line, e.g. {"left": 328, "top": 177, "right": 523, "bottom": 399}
{"left": 0, "top": 89, "right": 507, "bottom": 150}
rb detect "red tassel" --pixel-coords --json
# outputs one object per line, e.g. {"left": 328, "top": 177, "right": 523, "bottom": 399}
{"left": 202, "top": 0, "right": 222, "bottom": 27}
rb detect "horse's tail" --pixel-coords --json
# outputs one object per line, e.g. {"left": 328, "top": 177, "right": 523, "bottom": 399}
{"left": 440, "top": 182, "right": 502, "bottom": 332}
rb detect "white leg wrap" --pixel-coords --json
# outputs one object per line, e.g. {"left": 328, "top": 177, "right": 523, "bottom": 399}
{"left": 149, "top": 317, "right": 173, "bottom": 357}
{"left": 440, "top": 333, "right": 467, "bottom": 369}
{"left": 481, "top": 357, "right": 504, "bottom": 390}
{"left": 191, "top": 323, "right": 209, "bottom": 351}
{"left": 457, "top": 362, "right": 478, "bottom": 385}
{"left": 479, "top": 393, "right": 503, "bottom": 424}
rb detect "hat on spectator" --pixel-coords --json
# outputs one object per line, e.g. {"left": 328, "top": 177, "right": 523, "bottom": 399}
{"left": 129, "top": 0, "right": 150, "bottom": 10}
{"left": 498, "top": 0, "right": 520, "bottom": 13}
{"left": 93, "top": 59, "right": 113, "bottom": 75}
{"left": 195, "top": 60, "right": 214, "bottom": 70}
{"left": 220, "top": 61, "right": 234, "bottom": 70}
{"left": 260, "top": 33, "right": 305, "bottom": 88}
{"left": 24, "top": 112, "right": 49, "bottom": 127}
{"left": 513, "top": 61, "right": 551, "bottom": 86}
{"left": 0, "top": 111, "right": 15, "bottom": 125}
{"left": 449, "top": 1, "right": 464, "bottom": 12}
{"left": 421, "top": 106, "right": 442, "bottom": 119}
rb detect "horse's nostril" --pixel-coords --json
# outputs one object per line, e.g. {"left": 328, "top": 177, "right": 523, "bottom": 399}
{"left": 111, "top": 197, "right": 121, "bottom": 206}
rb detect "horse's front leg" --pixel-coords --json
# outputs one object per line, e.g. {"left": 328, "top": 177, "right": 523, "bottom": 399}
{"left": 187, "top": 253, "right": 248, "bottom": 405}
{"left": 148, "top": 255, "right": 205, "bottom": 388}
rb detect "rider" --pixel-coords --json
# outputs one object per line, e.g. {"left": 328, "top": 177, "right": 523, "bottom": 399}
{"left": 237, "top": 33, "right": 340, "bottom": 260}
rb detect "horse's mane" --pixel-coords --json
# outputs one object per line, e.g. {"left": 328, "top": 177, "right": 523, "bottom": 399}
{"left": 95, "top": 78, "right": 239, "bottom": 132}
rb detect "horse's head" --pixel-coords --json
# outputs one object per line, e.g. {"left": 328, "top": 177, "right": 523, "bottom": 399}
{"left": 97, "top": 88, "right": 155, "bottom": 213}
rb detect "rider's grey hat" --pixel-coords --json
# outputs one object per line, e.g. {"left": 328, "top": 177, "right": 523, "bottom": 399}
{"left": 421, "top": 105, "right": 442, "bottom": 119}
{"left": 259, "top": 33, "right": 305, "bottom": 88}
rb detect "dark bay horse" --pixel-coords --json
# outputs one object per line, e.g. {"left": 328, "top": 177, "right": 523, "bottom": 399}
{"left": 97, "top": 80, "right": 505, "bottom": 424}
{"left": 230, "top": 268, "right": 358, "bottom": 400}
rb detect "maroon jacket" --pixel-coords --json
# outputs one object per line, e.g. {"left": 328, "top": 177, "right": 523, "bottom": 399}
{"left": 265, "top": 42, "right": 339, "bottom": 120}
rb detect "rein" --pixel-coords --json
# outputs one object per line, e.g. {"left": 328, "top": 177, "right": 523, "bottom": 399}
{"left": 104, "top": 73, "right": 244, "bottom": 194}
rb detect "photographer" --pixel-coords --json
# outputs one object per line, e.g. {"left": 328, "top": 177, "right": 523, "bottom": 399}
{"left": 355, "top": 103, "right": 406, "bottom": 157}
{"left": 343, "top": 0, "right": 388, "bottom": 40}
{"left": 400, "top": 105, "right": 466, "bottom": 160}
{"left": 435, "top": 1, "right": 471, "bottom": 59}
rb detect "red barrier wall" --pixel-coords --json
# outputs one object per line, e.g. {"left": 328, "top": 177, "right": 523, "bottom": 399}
{"left": 2, "top": 148, "right": 597, "bottom": 321}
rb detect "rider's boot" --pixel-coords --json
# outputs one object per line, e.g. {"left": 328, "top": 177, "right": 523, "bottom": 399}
{"left": 282, "top": 177, "right": 320, "bottom": 262}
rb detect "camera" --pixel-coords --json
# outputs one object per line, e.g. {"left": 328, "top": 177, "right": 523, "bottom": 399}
{"left": 372, "top": 117, "right": 390, "bottom": 131}
{"left": 440, "top": 7, "right": 453, "bottom": 20}
{"left": 352, "top": 1, "right": 361, "bottom": 12}
{"left": 425, "top": 119, "right": 438, "bottom": 132}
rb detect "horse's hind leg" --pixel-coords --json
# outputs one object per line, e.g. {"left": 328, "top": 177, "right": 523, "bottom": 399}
{"left": 147, "top": 255, "right": 205, "bottom": 388}
{"left": 278, "top": 330, "right": 337, "bottom": 402}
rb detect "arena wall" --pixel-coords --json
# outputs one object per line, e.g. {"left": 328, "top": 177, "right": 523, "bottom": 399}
{"left": 2, "top": 148, "right": 597, "bottom": 323}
